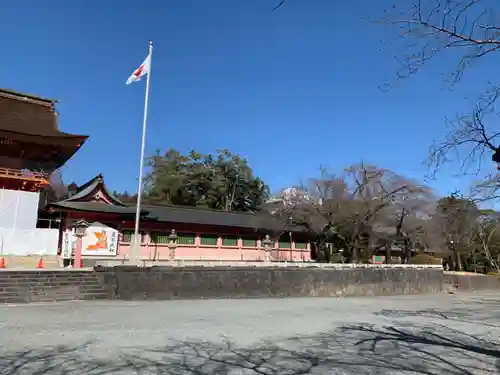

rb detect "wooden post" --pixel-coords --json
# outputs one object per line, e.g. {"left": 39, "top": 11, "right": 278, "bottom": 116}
{"left": 74, "top": 237, "right": 83, "bottom": 269}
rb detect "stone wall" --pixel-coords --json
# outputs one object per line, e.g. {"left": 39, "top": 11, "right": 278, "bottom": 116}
{"left": 444, "top": 272, "right": 500, "bottom": 291}
{"left": 0, "top": 266, "right": 444, "bottom": 304}
{"left": 95, "top": 265, "right": 443, "bottom": 300}
{"left": 0, "top": 270, "right": 108, "bottom": 303}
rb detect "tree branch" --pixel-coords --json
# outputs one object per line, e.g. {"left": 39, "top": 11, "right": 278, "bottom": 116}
{"left": 273, "top": 0, "right": 285, "bottom": 11}
{"left": 379, "top": 0, "right": 500, "bottom": 86}
{"left": 427, "top": 85, "right": 500, "bottom": 177}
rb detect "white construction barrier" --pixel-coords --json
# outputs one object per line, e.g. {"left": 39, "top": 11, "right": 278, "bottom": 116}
{"left": 0, "top": 189, "right": 39, "bottom": 230}
{"left": 0, "top": 228, "right": 59, "bottom": 256}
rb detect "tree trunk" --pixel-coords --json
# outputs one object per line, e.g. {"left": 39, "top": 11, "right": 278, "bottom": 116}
{"left": 325, "top": 243, "right": 332, "bottom": 263}
{"left": 385, "top": 244, "right": 391, "bottom": 265}
{"left": 402, "top": 239, "right": 410, "bottom": 264}
{"left": 455, "top": 251, "right": 463, "bottom": 271}
{"left": 350, "top": 246, "right": 358, "bottom": 264}
{"left": 316, "top": 238, "right": 328, "bottom": 263}
{"left": 449, "top": 250, "right": 459, "bottom": 271}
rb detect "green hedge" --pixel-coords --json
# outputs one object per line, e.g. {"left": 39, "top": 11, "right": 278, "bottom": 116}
{"left": 410, "top": 254, "right": 442, "bottom": 265}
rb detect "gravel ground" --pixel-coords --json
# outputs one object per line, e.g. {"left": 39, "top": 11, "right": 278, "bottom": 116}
{"left": 0, "top": 293, "right": 499, "bottom": 374}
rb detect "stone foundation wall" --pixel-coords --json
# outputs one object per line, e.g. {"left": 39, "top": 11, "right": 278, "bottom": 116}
{"left": 444, "top": 272, "right": 500, "bottom": 291}
{"left": 95, "top": 265, "right": 443, "bottom": 300}
{"left": 0, "top": 265, "right": 444, "bottom": 303}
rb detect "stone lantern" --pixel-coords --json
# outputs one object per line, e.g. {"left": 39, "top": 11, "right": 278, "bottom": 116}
{"left": 168, "top": 229, "right": 178, "bottom": 261}
{"left": 73, "top": 219, "right": 89, "bottom": 269}
{"left": 262, "top": 234, "right": 273, "bottom": 263}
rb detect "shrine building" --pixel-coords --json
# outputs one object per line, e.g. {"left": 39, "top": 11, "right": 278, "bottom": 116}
{"left": 0, "top": 88, "right": 312, "bottom": 267}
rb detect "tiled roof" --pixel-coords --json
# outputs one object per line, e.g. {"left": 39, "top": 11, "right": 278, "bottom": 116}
{"left": 50, "top": 201, "right": 138, "bottom": 215}
{"left": 48, "top": 200, "right": 308, "bottom": 233}
{"left": 0, "top": 88, "right": 88, "bottom": 138}
{"left": 143, "top": 204, "right": 284, "bottom": 231}
{"left": 65, "top": 174, "right": 125, "bottom": 206}
{"left": 48, "top": 174, "right": 310, "bottom": 233}
{"left": 0, "top": 88, "right": 57, "bottom": 104}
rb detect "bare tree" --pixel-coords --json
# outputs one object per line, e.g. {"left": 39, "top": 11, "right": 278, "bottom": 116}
{"left": 380, "top": 0, "right": 500, "bottom": 86}
{"left": 428, "top": 87, "right": 500, "bottom": 177}
{"left": 273, "top": 0, "right": 285, "bottom": 11}
{"left": 48, "top": 169, "right": 69, "bottom": 201}
{"left": 380, "top": 1, "right": 500, "bottom": 182}
{"left": 474, "top": 215, "right": 500, "bottom": 272}
{"left": 431, "top": 194, "right": 481, "bottom": 270}
{"left": 340, "top": 164, "right": 415, "bottom": 263}
{"left": 472, "top": 169, "right": 500, "bottom": 202}
{"left": 376, "top": 178, "right": 436, "bottom": 263}
{"left": 270, "top": 163, "right": 435, "bottom": 263}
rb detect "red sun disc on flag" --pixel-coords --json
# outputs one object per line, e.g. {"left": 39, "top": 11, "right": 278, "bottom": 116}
{"left": 133, "top": 65, "right": 144, "bottom": 77}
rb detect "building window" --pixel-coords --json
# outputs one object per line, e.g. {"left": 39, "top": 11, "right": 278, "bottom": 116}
{"left": 122, "top": 231, "right": 132, "bottom": 243}
{"left": 278, "top": 234, "right": 291, "bottom": 249}
{"left": 222, "top": 236, "right": 238, "bottom": 247}
{"left": 0, "top": 136, "right": 13, "bottom": 145}
{"left": 295, "top": 241, "right": 308, "bottom": 250}
{"left": 177, "top": 233, "right": 196, "bottom": 245}
{"left": 199, "top": 234, "right": 218, "bottom": 246}
{"left": 121, "top": 230, "right": 144, "bottom": 243}
{"left": 241, "top": 237, "right": 258, "bottom": 247}
{"left": 151, "top": 232, "right": 170, "bottom": 244}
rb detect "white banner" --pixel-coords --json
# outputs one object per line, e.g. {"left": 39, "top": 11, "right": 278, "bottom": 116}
{"left": 61, "top": 229, "right": 76, "bottom": 259}
{"left": 62, "top": 223, "right": 118, "bottom": 258}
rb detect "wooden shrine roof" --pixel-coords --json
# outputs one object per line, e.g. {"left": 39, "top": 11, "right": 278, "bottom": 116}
{"left": 47, "top": 174, "right": 309, "bottom": 233}
{"left": 0, "top": 88, "right": 89, "bottom": 172}
{"left": 0, "top": 88, "right": 88, "bottom": 139}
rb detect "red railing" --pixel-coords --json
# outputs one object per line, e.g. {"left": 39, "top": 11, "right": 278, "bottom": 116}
{"left": 0, "top": 167, "right": 49, "bottom": 182}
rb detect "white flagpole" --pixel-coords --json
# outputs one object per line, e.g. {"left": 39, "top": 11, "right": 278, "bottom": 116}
{"left": 132, "top": 40, "right": 153, "bottom": 266}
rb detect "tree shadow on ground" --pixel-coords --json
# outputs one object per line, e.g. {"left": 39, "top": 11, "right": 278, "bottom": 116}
{"left": 374, "top": 296, "right": 500, "bottom": 328}
{"left": 2, "top": 297, "right": 500, "bottom": 374}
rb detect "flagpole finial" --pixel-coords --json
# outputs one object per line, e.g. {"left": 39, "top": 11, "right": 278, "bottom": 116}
{"left": 149, "top": 40, "right": 153, "bottom": 46}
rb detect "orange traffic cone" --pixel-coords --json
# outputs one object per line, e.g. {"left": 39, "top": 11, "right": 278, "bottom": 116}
{"left": 36, "top": 257, "right": 44, "bottom": 269}
{"left": 0, "top": 257, "right": 5, "bottom": 269}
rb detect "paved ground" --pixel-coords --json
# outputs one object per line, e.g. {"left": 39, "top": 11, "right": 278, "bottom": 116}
{"left": 0, "top": 293, "right": 500, "bottom": 374}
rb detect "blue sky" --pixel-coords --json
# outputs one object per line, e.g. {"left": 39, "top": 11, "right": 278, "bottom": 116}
{"left": 1, "top": 0, "right": 498, "bottom": 197}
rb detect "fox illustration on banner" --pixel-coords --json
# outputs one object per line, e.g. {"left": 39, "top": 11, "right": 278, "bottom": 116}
{"left": 62, "top": 223, "right": 118, "bottom": 258}
{"left": 82, "top": 224, "right": 118, "bottom": 256}
{"left": 86, "top": 230, "right": 109, "bottom": 251}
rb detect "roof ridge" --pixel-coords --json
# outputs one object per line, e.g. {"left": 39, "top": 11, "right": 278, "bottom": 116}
{"left": 47, "top": 201, "right": 307, "bottom": 233}
{"left": 74, "top": 174, "right": 101, "bottom": 194}
{"left": 141, "top": 203, "right": 264, "bottom": 216}
{"left": 64, "top": 174, "right": 125, "bottom": 206}
{"left": 0, "top": 129, "right": 89, "bottom": 138}
{"left": 0, "top": 88, "right": 58, "bottom": 105}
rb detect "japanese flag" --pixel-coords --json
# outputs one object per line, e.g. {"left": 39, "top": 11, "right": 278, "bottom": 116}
{"left": 126, "top": 54, "right": 151, "bottom": 85}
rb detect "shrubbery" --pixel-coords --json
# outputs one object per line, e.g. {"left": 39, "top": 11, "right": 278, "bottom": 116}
{"left": 410, "top": 254, "right": 442, "bottom": 265}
